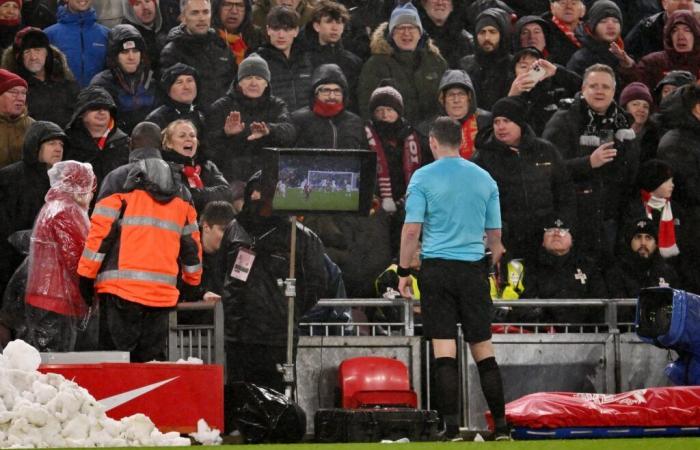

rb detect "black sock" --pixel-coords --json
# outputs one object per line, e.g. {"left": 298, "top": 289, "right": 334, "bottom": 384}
{"left": 476, "top": 357, "right": 506, "bottom": 428}
{"left": 433, "top": 357, "right": 459, "bottom": 433}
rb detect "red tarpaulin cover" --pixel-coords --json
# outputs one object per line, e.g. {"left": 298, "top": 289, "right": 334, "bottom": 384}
{"left": 487, "top": 387, "right": 700, "bottom": 429}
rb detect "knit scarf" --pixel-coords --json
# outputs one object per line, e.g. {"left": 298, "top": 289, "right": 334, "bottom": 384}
{"left": 641, "top": 189, "right": 679, "bottom": 258}
{"left": 218, "top": 29, "right": 248, "bottom": 65}
{"left": 365, "top": 125, "right": 421, "bottom": 200}
{"left": 182, "top": 164, "right": 204, "bottom": 189}
{"left": 551, "top": 16, "right": 582, "bottom": 48}
{"left": 459, "top": 115, "right": 478, "bottom": 160}
{"left": 94, "top": 118, "right": 115, "bottom": 150}
{"left": 313, "top": 99, "right": 344, "bottom": 117}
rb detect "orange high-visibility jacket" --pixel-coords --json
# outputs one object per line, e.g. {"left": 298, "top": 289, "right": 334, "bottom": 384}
{"left": 78, "top": 157, "right": 202, "bottom": 307}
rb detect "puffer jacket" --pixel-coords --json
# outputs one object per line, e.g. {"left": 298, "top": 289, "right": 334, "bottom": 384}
{"left": 44, "top": 5, "right": 109, "bottom": 87}
{"left": 205, "top": 82, "right": 296, "bottom": 183}
{"left": 1, "top": 39, "right": 79, "bottom": 128}
{"left": 90, "top": 24, "right": 158, "bottom": 134}
{"left": 459, "top": 8, "right": 512, "bottom": 111}
{"left": 256, "top": 40, "right": 314, "bottom": 113}
{"left": 473, "top": 125, "right": 576, "bottom": 261}
{"left": 64, "top": 87, "right": 129, "bottom": 187}
{"left": 358, "top": 22, "right": 447, "bottom": 122}
{"left": 159, "top": 24, "right": 237, "bottom": 110}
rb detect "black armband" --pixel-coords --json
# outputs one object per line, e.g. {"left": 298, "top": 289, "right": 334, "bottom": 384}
{"left": 396, "top": 265, "right": 411, "bottom": 277}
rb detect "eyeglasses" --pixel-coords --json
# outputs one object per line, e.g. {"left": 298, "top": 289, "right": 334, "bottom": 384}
{"left": 544, "top": 228, "right": 570, "bottom": 236}
{"left": 4, "top": 88, "right": 27, "bottom": 98}
{"left": 316, "top": 87, "right": 343, "bottom": 96}
{"left": 553, "top": 0, "right": 582, "bottom": 4}
{"left": 445, "top": 91, "right": 468, "bottom": 99}
{"left": 393, "top": 25, "right": 419, "bottom": 34}
{"left": 221, "top": 1, "right": 245, "bottom": 10}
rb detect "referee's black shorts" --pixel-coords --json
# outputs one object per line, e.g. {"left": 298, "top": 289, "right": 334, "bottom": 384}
{"left": 419, "top": 258, "right": 492, "bottom": 343}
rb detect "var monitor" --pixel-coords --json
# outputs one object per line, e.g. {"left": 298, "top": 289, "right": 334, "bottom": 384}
{"left": 261, "top": 148, "right": 376, "bottom": 215}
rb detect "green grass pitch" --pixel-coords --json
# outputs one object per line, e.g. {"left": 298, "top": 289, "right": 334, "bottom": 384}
{"left": 273, "top": 187, "right": 359, "bottom": 211}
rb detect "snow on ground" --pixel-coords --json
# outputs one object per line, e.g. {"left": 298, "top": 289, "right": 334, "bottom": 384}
{"left": 0, "top": 339, "right": 192, "bottom": 448}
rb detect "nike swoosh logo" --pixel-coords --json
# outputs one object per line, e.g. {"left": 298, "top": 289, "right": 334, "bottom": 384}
{"left": 99, "top": 377, "right": 179, "bottom": 411}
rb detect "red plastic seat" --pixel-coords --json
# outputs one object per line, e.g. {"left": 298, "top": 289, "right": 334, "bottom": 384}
{"left": 338, "top": 356, "right": 417, "bottom": 408}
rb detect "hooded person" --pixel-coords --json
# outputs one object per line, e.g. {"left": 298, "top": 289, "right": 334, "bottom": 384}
{"left": 145, "top": 63, "right": 204, "bottom": 133}
{"left": 291, "top": 63, "right": 366, "bottom": 149}
{"left": 621, "top": 10, "right": 700, "bottom": 95}
{"left": 205, "top": 52, "right": 296, "bottom": 183}
{"left": 0, "top": 120, "right": 67, "bottom": 300}
{"left": 357, "top": 2, "right": 447, "bottom": 123}
{"left": 121, "top": 0, "right": 168, "bottom": 71}
{"left": 1, "top": 26, "right": 79, "bottom": 128}
{"left": 513, "top": 15, "right": 550, "bottom": 56}
{"left": 63, "top": 86, "right": 130, "bottom": 187}
{"left": 25, "top": 160, "right": 96, "bottom": 352}
{"left": 212, "top": 0, "right": 265, "bottom": 65}
{"left": 655, "top": 70, "right": 695, "bottom": 104}
{"left": 459, "top": 7, "right": 513, "bottom": 110}
{"left": 219, "top": 169, "right": 327, "bottom": 392}
{"left": 473, "top": 95, "right": 576, "bottom": 263}
{"left": 90, "top": 24, "right": 158, "bottom": 134}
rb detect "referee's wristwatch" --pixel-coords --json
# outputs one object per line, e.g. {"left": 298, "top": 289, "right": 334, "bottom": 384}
{"left": 396, "top": 266, "right": 411, "bottom": 277}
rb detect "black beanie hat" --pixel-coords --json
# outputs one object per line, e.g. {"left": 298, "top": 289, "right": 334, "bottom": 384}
{"left": 637, "top": 159, "right": 673, "bottom": 192}
{"left": 587, "top": 0, "right": 622, "bottom": 32}
{"left": 160, "top": 63, "right": 199, "bottom": 94}
{"left": 369, "top": 80, "right": 404, "bottom": 116}
{"left": 491, "top": 96, "right": 528, "bottom": 131}
{"left": 475, "top": 14, "right": 500, "bottom": 35}
{"left": 626, "top": 217, "right": 658, "bottom": 243}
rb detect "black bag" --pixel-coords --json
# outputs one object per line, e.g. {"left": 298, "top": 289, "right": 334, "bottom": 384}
{"left": 314, "top": 408, "right": 439, "bottom": 442}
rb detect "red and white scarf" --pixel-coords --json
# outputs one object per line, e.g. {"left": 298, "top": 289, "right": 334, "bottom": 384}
{"left": 641, "top": 189, "right": 679, "bottom": 258}
{"left": 551, "top": 16, "right": 582, "bottom": 48}
{"left": 365, "top": 125, "right": 421, "bottom": 200}
{"left": 183, "top": 164, "right": 204, "bottom": 189}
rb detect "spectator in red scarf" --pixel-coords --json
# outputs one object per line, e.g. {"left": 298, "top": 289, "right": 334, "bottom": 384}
{"left": 542, "top": 0, "right": 586, "bottom": 66}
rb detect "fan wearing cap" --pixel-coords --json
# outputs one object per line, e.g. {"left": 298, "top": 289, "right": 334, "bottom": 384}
{"left": 473, "top": 96, "right": 576, "bottom": 263}
{"left": 145, "top": 63, "right": 204, "bottom": 133}
{"left": 0, "top": 0, "right": 22, "bottom": 51}
{"left": 1, "top": 27, "right": 79, "bottom": 129}
{"left": 0, "top": 120, "right": 68, "bottom": 298}
{"left": 0, "top": 68, "right": 33, "bottom": 169}
{"left": 459, "top": 7, "right": 513, "bottom": 111}
{"left": 619, "top": 10, "right": 700, "bottom": 95}
{"left": 206, "top": 52, "right": 296, "bottom": 183}
{"left": 25, "top": 160, "right": 96, "bottom": 352}
{"left": 44, "top": 0, "right": 109, "bottom": 88}
{"left": 507, "top": 47, "right": 581, "bottom": 135}
{"left": 358, "top": 2, "right": 447, "bottom": 124}
{"left": 520, "top": 216, "right": 607, "bottom": 324}
{"left": 606, "top": 217, "right": 679, "bottom": 304}
{"left": 90, "top": 24, "right": 157, "bottom": 135}
{"left": 63, "top": 86, "right": 130, "bottom": 187}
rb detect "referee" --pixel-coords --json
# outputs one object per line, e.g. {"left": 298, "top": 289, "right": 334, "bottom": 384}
{"left": 398, "top": 117, "right": 510, "bottom": 441}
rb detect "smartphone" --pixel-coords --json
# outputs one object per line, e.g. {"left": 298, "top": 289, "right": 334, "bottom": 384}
{"left": 524, "top": 64, "right": 546, "bottom": 84}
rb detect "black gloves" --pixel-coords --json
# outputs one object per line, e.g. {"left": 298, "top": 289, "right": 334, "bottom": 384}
{"left": 79, "top": 276, "right": 95, "bottom": 306}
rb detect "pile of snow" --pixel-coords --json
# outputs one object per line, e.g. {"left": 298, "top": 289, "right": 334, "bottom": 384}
{"left": 0, "top": 340, "right": 191, "bottom": 448}
{"left": 189, "top": 419, "right": 222, "bottom": 445}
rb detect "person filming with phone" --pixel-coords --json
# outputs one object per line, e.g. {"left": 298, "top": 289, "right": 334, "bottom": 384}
{"left": 543, "top": 63, "right": 640, "bottom": 268}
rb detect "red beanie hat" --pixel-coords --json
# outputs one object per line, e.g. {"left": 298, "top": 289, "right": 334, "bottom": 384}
{"left": 0, "top": 69, "right": 27, "bottom": 95}
{"left": 0, "top": 0, "right": 22, "bottom": 26}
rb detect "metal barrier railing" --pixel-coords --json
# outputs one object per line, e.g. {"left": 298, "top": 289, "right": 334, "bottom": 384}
{"left": 167, "top": 301, "right": 225, "bottom": 365}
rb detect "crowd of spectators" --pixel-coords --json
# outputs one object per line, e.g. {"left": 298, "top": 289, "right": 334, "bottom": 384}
{"left": 1, "top": 0, "right": 700, "bottom": 351}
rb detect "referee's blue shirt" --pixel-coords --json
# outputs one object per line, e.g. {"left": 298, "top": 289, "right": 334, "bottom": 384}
{"left": 405, "top": 156, "right": 501, "bottom": 262}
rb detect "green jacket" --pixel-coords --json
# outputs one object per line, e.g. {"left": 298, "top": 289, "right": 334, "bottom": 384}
{"left": 358, "top": 22, "right": 447, "bottom": 124}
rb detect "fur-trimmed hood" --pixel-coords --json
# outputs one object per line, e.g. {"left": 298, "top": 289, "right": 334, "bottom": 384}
{"left": 1, "top": 44, "right": 75, "bottom": 83}
{"left": 369, "top": 22, "right": 442, "bottom": 57}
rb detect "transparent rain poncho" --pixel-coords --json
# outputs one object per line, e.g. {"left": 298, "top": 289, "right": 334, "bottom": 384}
{"left": 24, "top": 161, "right": 97, "bottom": 352}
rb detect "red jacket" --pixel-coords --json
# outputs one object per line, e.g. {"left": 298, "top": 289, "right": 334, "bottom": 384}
{"left": 25, "top": 190, "right": 90, "bottom": 317}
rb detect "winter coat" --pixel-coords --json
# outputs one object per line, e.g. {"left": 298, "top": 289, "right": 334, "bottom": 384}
{"left": 623, "top": 11, "right": 665, "bottom": 61}
{"left": 0, "top": 24, "right": 21, "bottom": 54}
{"left": 144, "top": 100, "right": 205, "bottom": 135}
{"left": 44, "top": 5, "right": 109, "bottom": 87}
{"left": 542, "top": 95, "right": 640, "bottom": 258}
{"left": 459, "top": 9, "right": 512, "bottom": 111}
{"left": 623, "top": 11, "right": 700, "bottom": 93}
{"left": 541, "top": 12, "right": 581, "bottom": 67}
{"left": 212, "top": 0, "right": 265, "bottom": 64}
{"left": 251, "top": 0, "right": 314, "bottom": 28}
{"left": 256, "top": 41, "right": 314, "bottom": 113}
{"left": 566, "top": 30, "right": 623, "bottom": 93}
{"left": 612, "top": 0, "right": 661, "bottom": 37}
{"left": 90, "top": 25, "right": 158, "bottom": 134}
{"left": 473, "top": 125, "right": 576, "bottom": 261}
{"left": 290, "top": 106, "right": 367, "bottom": 149}
{"left": 159, "top": 24, "right": 237, "bottom": 110}
{"left": 161, "top": 149, "right": 233, "bottom": 214}
{"left": 205, "top": 84, "right": 296, "bottom": 183}
{"left": 25, "top": 189, "right": 90, "bottom": 317}
{"left": 606, "top": 250, "right": 679, "bottom": 299}
{"left": 0, "top": 121, "right": 62, "bottom": 299}
{"left": 63, "top": 88, "right": 129, "bottom": 187}
{"left": 21, "top": 0, "right": 58, "bottom": 30}
{"left": 0, "top": 108, "right": 33, "bottom": 169}
{"left": 1, "top": 44, "right": 79, "bottom": 128}
{"left": 222, "top": 215, "right": 327, "bottom": 345}
{"left": 0, "top": 230, "right": 31, "bottom": 343}
{"left": 414, "top": 0, "right": 474, "bottom": 69}
{"left": 358, "top": 22, "right": 447, "bottom": 122}
{"left": 121, "top": 0, "right": 168, "bottom": 70}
